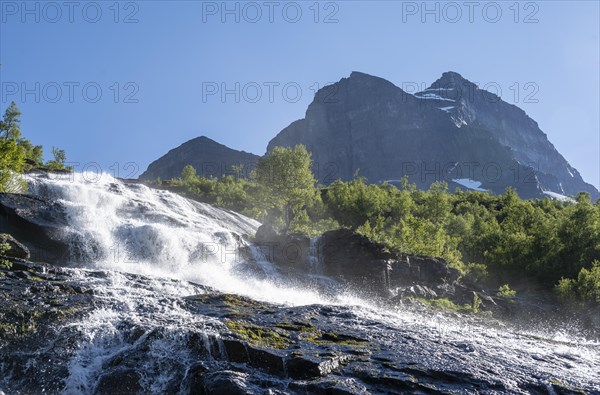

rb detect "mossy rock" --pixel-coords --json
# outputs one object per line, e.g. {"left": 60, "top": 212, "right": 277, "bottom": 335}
{"left": 225, "top": 320, "right": 291, "bottom": 349}
{"left": 274, "top": 321, "right": 316, "bottom": 332}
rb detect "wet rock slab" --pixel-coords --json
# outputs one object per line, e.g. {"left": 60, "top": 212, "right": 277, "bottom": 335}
{"left": 1, "top": 259, "right": 599, "bottom": 395}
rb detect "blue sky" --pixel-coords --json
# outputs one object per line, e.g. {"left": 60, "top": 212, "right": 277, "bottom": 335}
{"left": 1, "top": 1, "right": 599, "bottom": 187}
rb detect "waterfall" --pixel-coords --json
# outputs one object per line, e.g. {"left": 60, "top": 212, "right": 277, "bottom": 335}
{"left": 308, "top": 237, "right": 320, "bottom": 270}
{"left": 23, "top": 172, "right": 331, "bottom": 306}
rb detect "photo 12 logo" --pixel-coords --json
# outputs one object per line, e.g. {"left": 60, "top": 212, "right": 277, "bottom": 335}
{"left": 400, "top": 81, "right": 539, "bottom": 105}
{"left": 1, "top": 82, "right": 140, "bottom": 104}
{"left": 201, "top": 1, "right": 339, "bottom": 23}
{"left": 0, "top": 1, "right": 140, "bottom": 24}
{"left": 401, "top": 1, "right": 540, "bottom": 23}
{"left": 201, "top": 81, "right": 339, "bottom": 104}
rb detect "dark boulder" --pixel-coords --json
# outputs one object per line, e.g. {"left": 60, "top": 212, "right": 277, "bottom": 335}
{"left": 0, "top": 193, "right": 70, "bottom": 263}
{"left": 252, "top": 224, "right": 310, "bottom": 272}
{"left": 319, "top": 229, "right": 395, "bottom": 263}
{"left": 94, "top": 368, "right": 142, "bottom": 395}
{"left": 222, "top": 338, "right": 286, "bottom": 376}
{"left": 318, "top": 229, "right": 459, "bottom": 297}
{"left": 289, "top": 378, "right": 370, "bottom": 395}
{"left": 0, "top": 233, "right": 30, "bottom": 260}
{"left": 199, "top": 370, "right": 253, "bottom": 395}
{"left": 287, "top": 354, "right": 348, "bottom": 379}
{"left": 389, "top": 254, "right": 461, "bottom": 288}
{"left": 318, "top": 230, "right": 394, "bottom": 297}
{"left": 254, "top": 224, "right": 279, "bottom": 243}
{"left": 397, "top": 285, "right": 439, "bottom": 300}
{"left": 182, "top": 362, "right": 210, "bottom": 395}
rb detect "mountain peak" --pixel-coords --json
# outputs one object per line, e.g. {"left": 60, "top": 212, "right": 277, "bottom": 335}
{"left": 139, "top": 135, "right": 259, "bottom": 180}
{"left": 268, "top": 71, "right": 598, "bottom": 199}
{"left": 440, "top": 71, "right": 466, "bottom": 81}
{"left": 348, "top": 71, "right": 379, "bottom": 80}
{"left": 346, "top": 71, "right": 399, "bottom": 88}
{"left": 189, "top": 135, "right": 221, "bottom": 146}
{"left": 428, "top": 71, "right": 477, "bottom": 91}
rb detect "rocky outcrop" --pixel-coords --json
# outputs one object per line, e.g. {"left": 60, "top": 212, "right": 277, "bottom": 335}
{"left": 2, "top": 259, "right": 597, "bottom": 394}
{"left": 139, "top": 136, "right": 260, "bottom": 181}
{"left": 268, "top": 71, "right": 598, "bottom": 199}
{"left": 319, "top": 229, "right": 460, "bottom": 297}
{"left": 252, "top": 224, "right": 311, "bottom": 272}
{"left": 0, "top": 193, "right": 70, "bottom": 263}
{"left": 253, "top": 226, "right": 460, "bottom": 298}
{"left": 0, "top": 233, "right": 30, "bottom": 260}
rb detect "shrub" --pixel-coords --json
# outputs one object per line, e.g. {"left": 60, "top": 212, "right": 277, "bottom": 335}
{"left": 557, "top": 261, "right": 600, "bottom": 305}
{"left": 0, "top": 241, "right": 13, "bottom": 270}
{"left": 497, "top": 284, "right": 516, "bottom": 298}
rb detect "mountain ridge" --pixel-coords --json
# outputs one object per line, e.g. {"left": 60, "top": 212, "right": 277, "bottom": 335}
{"left": 268, "top": 71, "right": 598, "bottom": 199}
{"left": 139, "top": 135, "right": 260, "bottom": 181}
{"left": 139, "top": 71, "right": 598, "bottom": 200}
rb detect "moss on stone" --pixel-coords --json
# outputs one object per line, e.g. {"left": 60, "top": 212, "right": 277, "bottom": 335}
{"left": 419, "top": 297, "right": 460, "bottom": 311}
{"left": 225, "top": 320, "right": 291, "bottom": 349}
{"left": 52, "top": 307, "right": 78, "bottom": 317}
{"left": 0, "top": 259, "right": 12, "bottom": 270}
{"left": 274, "top": 321, "right": 316, "bottom": 332}
{"left": 0, "top": 322, "right": 17, "bottom": 336}
{"left": 548, "top": 378, "right": 587, "bottom": 394}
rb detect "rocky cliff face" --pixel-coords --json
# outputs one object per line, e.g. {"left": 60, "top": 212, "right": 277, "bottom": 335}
{"left": 139, "top": 136, "right": 260, "bottom": 181}
{"left": 268, "top": 71, "right": 598, "bottom": 199}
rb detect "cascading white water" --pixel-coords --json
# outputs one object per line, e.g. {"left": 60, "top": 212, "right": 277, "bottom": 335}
{"left": 25, "top": 172, "right": 332, "bottom": 306}
{"left": 19, "top": 172, "right": 345, "bottom": 392}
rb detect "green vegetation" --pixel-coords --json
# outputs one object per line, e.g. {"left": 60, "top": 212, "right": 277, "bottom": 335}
{"left": 419, "top": 294, "right": 485, "bottom": 315}
{"left": 167, "top": 146, "right": 336, "bottom": 235}
{"left": 159, "top": 145, "right": 600, "bottom": 306}
{"left": 0, "top": 102, "right": 70, "bottom": 192}
{"left": 420, "top": 297, "right": 461, "bottom": 312}
{"left": 471, "top": 293, "right": 482, "bottom": 313}
{"left": 497, "top": 284, "right": 517, "bottom": 298}
{"left": 0, "top": 241, "right": 13, "bottom": 270}
{"left": 225, "top": 320, "right": 291, "bottom": 349}
{"left": 255, "top": 145, "right": 317, "bottom": 231}
{"left": 556, "top": 261, "right": 600, "bottom": 305}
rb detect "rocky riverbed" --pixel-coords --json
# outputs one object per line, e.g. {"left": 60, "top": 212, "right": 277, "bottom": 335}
{"left": 2, "top": 258, "right": 600, "bottom": 394}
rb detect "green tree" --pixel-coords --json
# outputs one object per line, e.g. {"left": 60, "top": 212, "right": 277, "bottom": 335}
{"left": 181, "top": 164, "right": 197, "bottom": 183}
{"left": 553, "top": 196, "right": 600, "bottom": 282}
{"left": 0, "top": 101, "right": 22, "bottom": 141}
{"left": 17, "top": 139, "right": 43, "bottom": 166}
{"left": 0, "top": 102, "right": 26, "bottom": 192}
{"left": 0, "top": 102, "right": 44, "bottom": 167}
{"left": 254, "top": 145, "right": 316, "bottom": 231}
{"left": 326, "top": 178, "right": 391, "bottom": 228}
{"left": 46, "top": 147, "right": 67, "bottom": 171}
{"left": 423, "top": 181, "right": 451, "bottom": 225}
{"left": 0, "top": 138, "right": 26, "bottom": 192}
{"left": 556, "top": 260, "right": 600, "bottom": 305}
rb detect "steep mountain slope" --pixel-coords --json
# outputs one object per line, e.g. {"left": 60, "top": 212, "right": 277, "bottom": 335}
{"left": 268, "top": 71, "right": 598, "bottom": 199}
{"left": 139, "top": 136, "right": 260, "bottom": 181}
{"left": 415, "top": 72, "right": 596, "bottom": 197}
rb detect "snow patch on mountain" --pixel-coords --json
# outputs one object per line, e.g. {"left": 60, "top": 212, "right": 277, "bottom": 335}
{"left": 452, "top": 178, "right": 487, "bottom": 192}
{"left": 415, "top": 93, "right": 455, "bottom": 102}
{"left": 542, "top": 191, "right": 575, "bottom": 203}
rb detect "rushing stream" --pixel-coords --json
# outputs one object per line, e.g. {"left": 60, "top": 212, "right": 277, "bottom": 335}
{"left": 1, "top": 173, "right": 599, "bottom": 394}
